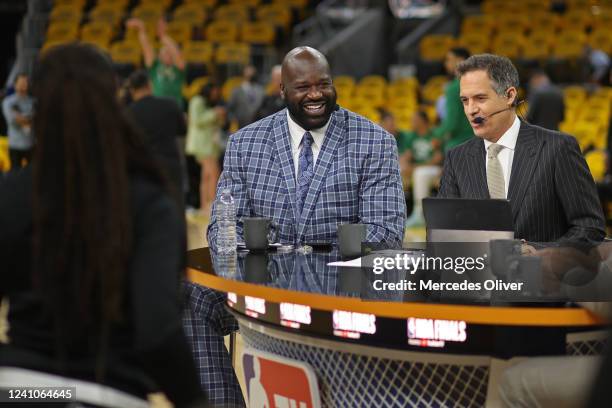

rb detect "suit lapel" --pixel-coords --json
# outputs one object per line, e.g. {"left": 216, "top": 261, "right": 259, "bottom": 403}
{"left": 297, "top": 110, "right": 344, "bottom": 239}
{"left": 272, "top": 110, "right": 300, "bottom": 223}
{"left": 507, "top": 122, "right": 543, "bottom": 221}
{"left": 467, "top": 140, "right": 490, "bottom": 198}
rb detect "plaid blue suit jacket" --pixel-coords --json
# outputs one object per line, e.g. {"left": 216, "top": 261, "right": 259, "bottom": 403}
{"left": 207, "top": 108, "right": 406, "bottom": 248}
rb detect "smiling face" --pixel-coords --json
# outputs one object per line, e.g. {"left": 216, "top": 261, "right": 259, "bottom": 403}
{"left": 459, "top": 70, "right": 517, "bottom": 142}
{"left": 280, "top": 49, "right": 337, "bottom": 130}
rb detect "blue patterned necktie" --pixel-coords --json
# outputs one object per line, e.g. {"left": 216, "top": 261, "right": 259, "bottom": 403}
{"left": 296, "top": 131, "right": 314, "bottom": 213}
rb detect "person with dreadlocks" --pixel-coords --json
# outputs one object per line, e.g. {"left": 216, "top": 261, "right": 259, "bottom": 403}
{"left": 0, "top": 44, "right": 207, "bottom": 408}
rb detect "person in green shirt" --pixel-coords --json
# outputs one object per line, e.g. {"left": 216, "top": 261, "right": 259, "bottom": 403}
{"left": 398, "top": 111, "right": 443, "bottom": 227}
{"left": 431, "top": 47, "right": 474, "bottom": 151}
{"left": 126, "top": 18, "right": 186, "bottom": 110}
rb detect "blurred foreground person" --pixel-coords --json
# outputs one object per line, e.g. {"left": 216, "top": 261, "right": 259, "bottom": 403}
{"left": 0, "top": 44, "right": 207, "bottom": 408}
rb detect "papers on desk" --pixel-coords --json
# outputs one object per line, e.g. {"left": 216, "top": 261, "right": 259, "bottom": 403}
{"left": 327, "top": 258, "right": 362, "bottom": 267}
{"left": 326, "top": 249, "right": 424, "bottom": 268}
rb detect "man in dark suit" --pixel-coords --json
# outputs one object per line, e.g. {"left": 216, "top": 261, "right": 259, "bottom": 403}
{"left": 526, "top": 69, "right": 565, "bottom": 131}
{"left": 127, "top": 70, "right": 187, "bottom": 204}
{"left": 438, "top": 54, "right": 605, "bottom": 245}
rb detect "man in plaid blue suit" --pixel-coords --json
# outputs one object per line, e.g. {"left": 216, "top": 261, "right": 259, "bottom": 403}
{"left": 184, "top": 46, "right": 405, "bottom": 406}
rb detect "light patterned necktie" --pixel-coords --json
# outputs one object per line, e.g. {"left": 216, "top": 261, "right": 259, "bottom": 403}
{"left": 487, "top": 143, "right": 505, "bottom": 199}
{"left": 296, "top": 132, "right": 314, "bottom": 213}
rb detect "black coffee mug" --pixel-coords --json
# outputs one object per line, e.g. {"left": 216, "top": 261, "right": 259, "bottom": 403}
{"left": 244, "top": 217, "right": 278, "bottom": 251}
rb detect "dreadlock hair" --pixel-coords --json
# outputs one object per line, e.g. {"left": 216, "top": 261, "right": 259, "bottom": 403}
{"left": 31, "top": 43, "right": 167, "bottom": 378}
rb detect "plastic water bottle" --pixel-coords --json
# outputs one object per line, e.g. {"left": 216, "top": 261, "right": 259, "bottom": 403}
{"left": 216, "top": 189, "right": 237, "bottom": 254}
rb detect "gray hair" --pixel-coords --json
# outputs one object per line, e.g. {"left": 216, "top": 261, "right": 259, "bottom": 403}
{"left": 456, "top": 54, "right": 520, "bottom": 104}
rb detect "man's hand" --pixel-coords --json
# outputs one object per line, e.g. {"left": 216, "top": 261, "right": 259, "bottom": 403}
{"left": 157, "top": 18, "right": 167, "bottom": 38}
{"left": 125, "top": 18, "right": 145, "bottom": 31}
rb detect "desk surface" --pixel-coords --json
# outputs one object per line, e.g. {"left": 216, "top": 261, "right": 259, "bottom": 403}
{"left": 187, "top": 248, "right": 602, "bottom": 327}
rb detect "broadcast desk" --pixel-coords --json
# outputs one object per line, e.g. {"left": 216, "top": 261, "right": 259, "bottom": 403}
{"left": 187, "top": 247, "right": 607, "bottom": 407}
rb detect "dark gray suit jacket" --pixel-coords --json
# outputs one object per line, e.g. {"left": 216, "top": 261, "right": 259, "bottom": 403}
{"left": 438, "top": 121, "right": 605, "bottom": 244}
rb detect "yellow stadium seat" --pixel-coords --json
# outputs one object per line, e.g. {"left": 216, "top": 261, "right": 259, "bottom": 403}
{"left": 271, "top": 0, "right": 308, "bottom": 9}
{"left": 46, "top": 22, "right": 79, "bottom": 42}
{"left": 585, "top": 150, "right": 607, "bottom": 181}
{"left": 457, "top": 33, "right": 490, "bottom": 55}
{"left": 355, "top": 88, "right": 386, "bottom": 109}
{"left": 461, "top": 15, "right": 495, "bottom": 35}
{"left": 183, "top": 0, "right": 218, "bottom": 7}
{"left": 256, "top": 4, "right": 292, "bottom": 31}
{"left": 333, "top": 76, "right": 356, "bottom": 89}
{"left": 53, "top": 0, "right": 85, "bottom": 7}
{"left": 183, "top": 76, "right": 209, "bottom": 99}
{"left": 166, "top": 20, "right": 193, "bottom": 45}
{"left": 492, "top": 42, "right": 522, "bottom": 59}
{"left": 388, "top": 85, "right": 418, "bottom": 102}
{"left": 89, "top": 4, "right": 124, "bottom": 26}
{"left": 173, "top": 3, "right": 207, "bottom": 26}
{"left": 183, "top": 41, "right": 214, "bottom": 64}
{"left": 419, "top": 34, "right": 454, "bottom": 61}
{"left": 80, "top": 21, "right": 113, "bottom": 44}
{"left": 110, "top": 41, "right": 141, "bottom": 66}
{"left": 560, "top": 10, "right": 594, "bottom": 31}
{"left": 482, "top": 1, "right": 521, "bottom": 15}
{"left": 215, "top": 4, "right": 250, "bottom": 22}
{"left": 566, "top": 0, "right": 592, "bottom": 10}
{"left": 390, "top": 76, "right": 419, "bottom": 89}
{"left": 572, "top": 121, "right": 601, "bottom": 151}
{"left": 222, "top": 76, "right": 243, "bottom": 101}
{"left": 563, "top": 85, "right": 588, "bottom": 102}
{"left": 552, "top": 41, "right": 584, "bottom": 59}
{"left": 205, "top": 20, "right": 239, "bottom": 43}
{"left": 359, "top": 75, "right": 388, "bottom": 89}
{"left": 520, "top": 0, "right": 551, "bottom": 12}
{"left": 527, "top": 13, "right": 561, "bottom": 32}
{"left": 215, "top": 42, "right": 250, "bottom": 65}
{"left": 496, "top": 15, "right": 528, "bottom": 34}
{"left": 589, "top": 28, "right": 612, "bottom": 54}
{"left": 421, "top": 79, "right": 446, "bottom": 103}
{"left": 228, "top": 0, "right": 260, "bottom": 6}
{"left": 593, "top": 10, "right": 612, "bottom": 30}
{"left": 139, "top": 0, "right": 172, "bottom": 7}
{"left": 0, "top": 137, "right": 9, "bottom": 172}
{"left": 49, "top": 5, "right": 82, "bottom": 22}
{"left": 131, "top": 4, "right": 165, "bottom": 22}
{"left": 124, "top": 22, "right": 156, "bottom": 43}
{"left": 240, "top": 22, "right": 275, "bottom": 45}
{"left": 96, "top": 0, "right": 129, "bottom": 7}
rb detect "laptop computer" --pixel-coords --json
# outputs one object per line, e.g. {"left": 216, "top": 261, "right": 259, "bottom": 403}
{"left": 423, "top": 197, "right": 514, "bottom": 242}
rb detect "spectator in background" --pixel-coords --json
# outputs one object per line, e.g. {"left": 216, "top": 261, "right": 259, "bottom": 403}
{"left": 2, "top": 73, "right": 34, "bottom": 171}
{"left": 254, "top": 65, "right": 285, "bottom": 121}
{"left": 127, "top": 70, "right": 186, "bottom": 205}
{"left": 526, "top": 69, "right": 564, "bottom": 131}
{"left": 584, "top": 45, "right": 611, "bottom": 86}
{"left": 186, "top": 83, "right": 225, "bottom": 216}
{"left": 0, "top": 43, "right": 207, "bottom": 408}
{"left": 228, "top": 65, "right": 264, "bottom": 129}
{"left": 379, "top": 109, "right": 411, "bottom": 192}
{"left": 431, "top": 47, "right": 474, "bottom": 151}
{"left": 401, "top": 111, "right": 443, "bottom": 227}
{"left": 127, "top": 18, "right": 186, "bottom": 109}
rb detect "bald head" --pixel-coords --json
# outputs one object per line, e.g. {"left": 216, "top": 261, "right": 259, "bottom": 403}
{"left": 280, "top": 47, "right": 336, "bottom": 130}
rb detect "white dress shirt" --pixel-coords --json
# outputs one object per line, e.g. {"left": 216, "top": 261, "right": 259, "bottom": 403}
{"left": 483, "top": 115, "right": 520, "bottom": 198}
{"left": 286, "top": 110, "right": 330, "bottom": 178}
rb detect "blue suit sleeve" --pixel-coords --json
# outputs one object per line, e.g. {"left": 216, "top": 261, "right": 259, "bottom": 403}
{"left": 358, "top": 130, "right": 406, "bottom": 246}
